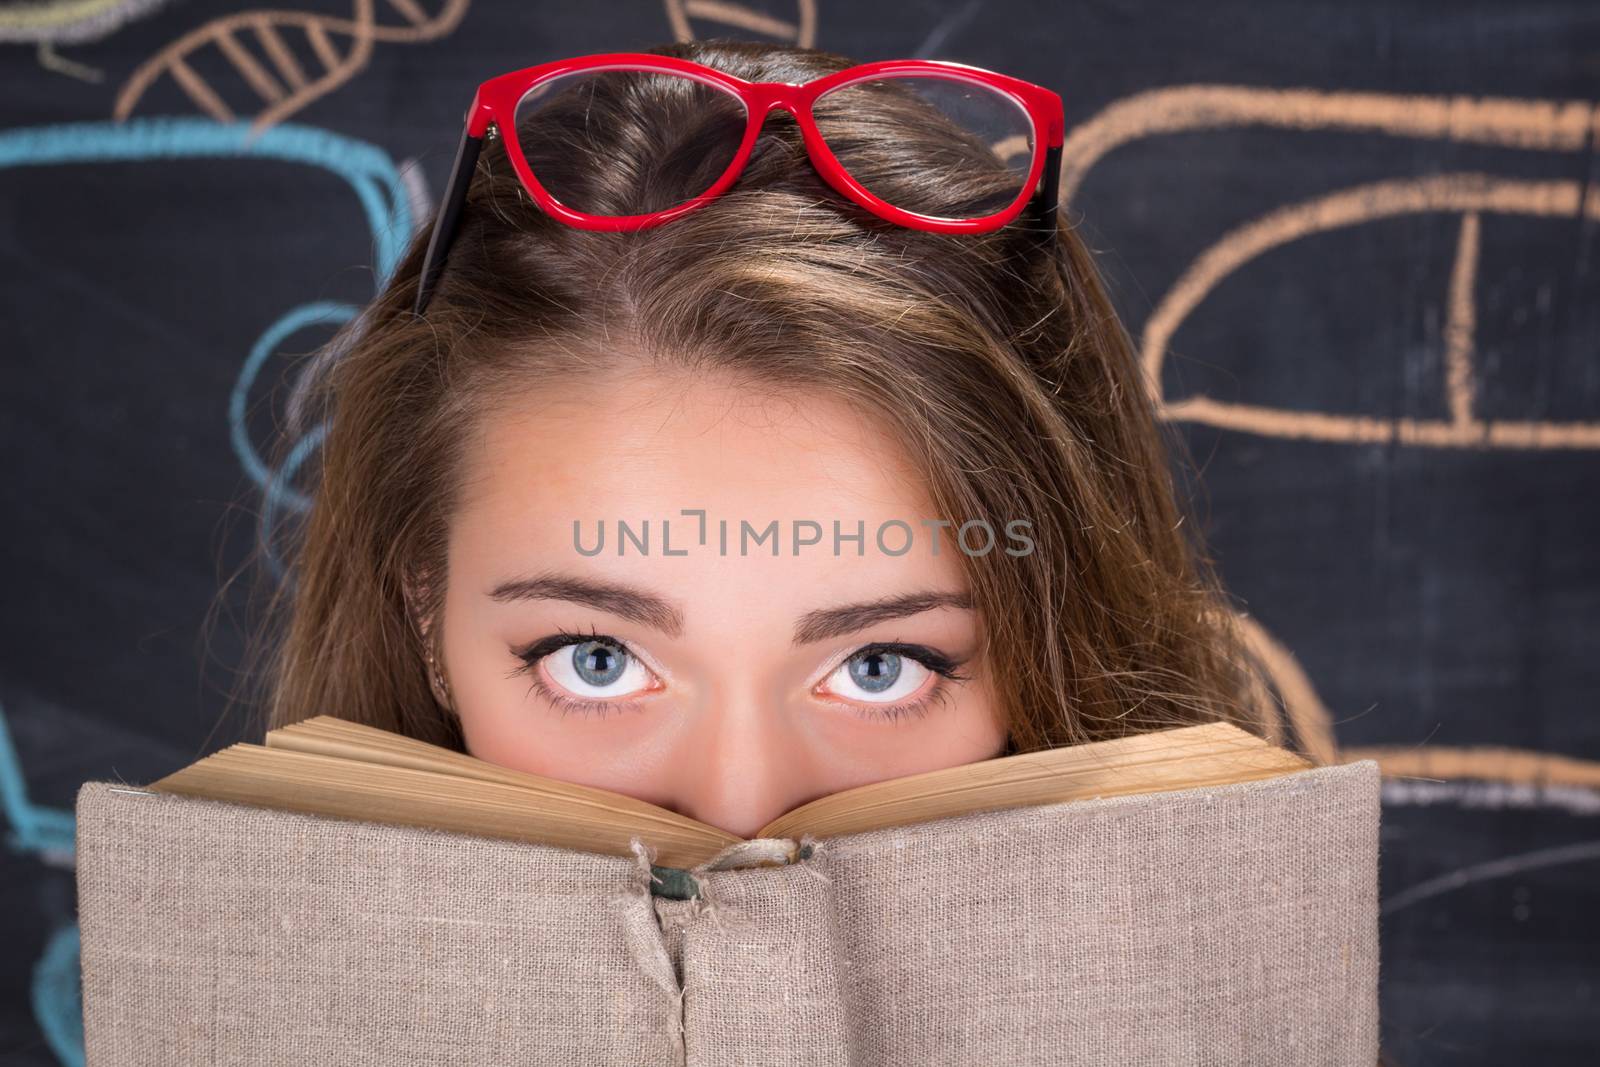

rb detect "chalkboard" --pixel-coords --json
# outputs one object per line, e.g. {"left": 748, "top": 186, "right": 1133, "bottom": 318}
{"left": 2, "top": 1, "right": 1597, "bottom": 1063}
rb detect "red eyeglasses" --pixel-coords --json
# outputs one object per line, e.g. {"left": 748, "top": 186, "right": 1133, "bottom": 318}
{"left": 413, "top": 52, "right": 1066, "bottom": 314}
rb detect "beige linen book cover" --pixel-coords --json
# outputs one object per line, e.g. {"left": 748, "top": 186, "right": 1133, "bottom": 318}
{"left": 74, "top": 718, "right": 1381, "bottom": 1065}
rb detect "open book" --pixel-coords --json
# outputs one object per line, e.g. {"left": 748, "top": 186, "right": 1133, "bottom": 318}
{"left": 77, "top": 718, "right": 1381, "bottom": 1065}
{"left": 144, "top": 715, "right": 1313, "bottom": 870}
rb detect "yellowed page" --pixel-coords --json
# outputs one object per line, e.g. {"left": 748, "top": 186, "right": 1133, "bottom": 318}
{"left": 267, "top": 716, "right": 708, "bottom": 836}
{"left": 759, "top": 721, "right": 1309, "bottom": 840}
{"left": 149, "top": 744, "right": 741, "bottom": 869}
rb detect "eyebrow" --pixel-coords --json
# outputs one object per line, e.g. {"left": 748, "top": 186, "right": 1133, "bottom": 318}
{"left": 486, "top": 572, "right": 972, "bottom": 645}
{"left": 488, "top": 572, "right": 685, "bottom": 637}
{"left": 791, "top": 590, "right": 973, "bottom": 645}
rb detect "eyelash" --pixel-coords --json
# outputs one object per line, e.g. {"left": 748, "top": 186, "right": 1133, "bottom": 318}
{"left": 507, "top": 625, "right": 970, "bottom": 724}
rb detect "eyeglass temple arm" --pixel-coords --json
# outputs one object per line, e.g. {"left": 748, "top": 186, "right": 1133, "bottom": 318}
{"left": 413, "top": 121, "right": 486, "bottom": 316}
{"left": 1028, "top": 142, "right": 1063, "bottom": 233}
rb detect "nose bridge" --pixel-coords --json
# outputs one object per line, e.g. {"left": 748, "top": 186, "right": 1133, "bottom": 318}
{"left": 669, "top": 685, "right": 808, "bottom": 839}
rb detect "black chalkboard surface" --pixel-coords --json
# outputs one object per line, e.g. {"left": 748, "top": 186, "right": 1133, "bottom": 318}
{"left": 3, "top": 2, "right": 1597, "bottom": 1064}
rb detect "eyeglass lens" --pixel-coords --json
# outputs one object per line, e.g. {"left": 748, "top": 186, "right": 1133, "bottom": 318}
{"left": 510, "top": 66, "right": 1037, "bottom": 223}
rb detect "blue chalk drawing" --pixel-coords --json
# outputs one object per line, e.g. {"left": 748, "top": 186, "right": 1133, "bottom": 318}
{"left": 0, "top": 705, "right": 74, "bottom": 859}
{"left": 33, "top": 924, "right": 82, "bottom": 1067}
{"left": 0, "top": 118, "right": 413, "bottom": 579}
{"left": 0, "top": 117, "right": 417, "bottom": 1063}
{"left": 232, "top": 301, "right": 355, "bottom": 516}
{"left": 235, "top": 301, "right": 348, "bottom": 582}
{"left": 0, "top": 703, "right": 81, "bottom": 1065}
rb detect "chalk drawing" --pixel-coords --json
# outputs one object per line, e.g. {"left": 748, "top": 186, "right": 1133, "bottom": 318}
{"left": 1144, "top": 175, "right": 1599, "bottom": 449}
{"left": 1058, "top": 88, "right": 1600, "bottom": 794}
{"left": 1345, "top": 740, "right": 1600, "bottom": 790}
{"left": 0, "top": 0, "right": 179, "bottom": 83}
{"left": 1382, "top": 840, "right": 1600, "bottom": 916}
{"left": 911, "top": 0, "right": 984, "bottom": 59}
{"left": 0, "top": 118, "right": 414, "bottom": 1063}
{"left": 0, "top": 118, "right": 413, "bottom": 581}
{"left": 0, "top": 705, "right": 74, "bottom": 862}
{"left": 114, "top": 0, "right": 471, "bottom": 133}
{"left": 32, "top": 924, "right": 82, "bottom": 1067}
{"left": 1235, "top": 605, "right": 1600, "bottom": 791}
{"left": 1058, "top": 85, "right": 1597, "bottom": 207}
{"left": 397, "top": 156, "right": 434, "bottom": 236}
{"left": 1058, "top": 84, "right": 1600, "bottom": 450}
{"left": 0, "top": 703, "right": 82, "bottom": 1065}
{"left": 1383, "top": 778, "right": 1600, "bottom": 817}
{"left": 665, "top": 0, "right": 816, "bottom": 46}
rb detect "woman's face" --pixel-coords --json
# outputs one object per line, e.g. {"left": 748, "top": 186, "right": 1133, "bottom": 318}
{"left": 437, "top": 367, "right": 1006, "bottom": 839}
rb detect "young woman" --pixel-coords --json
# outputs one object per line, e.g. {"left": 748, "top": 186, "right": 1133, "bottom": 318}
{"left": 249, "top": 39, "right": 1280, "bottom": 840}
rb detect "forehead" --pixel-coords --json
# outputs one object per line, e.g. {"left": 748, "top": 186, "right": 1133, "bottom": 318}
{"left": 456, "top": 369, "right": 936, "bottom": 526}
{"left": 447, "top": 368, "right": 965, "bottom": 600}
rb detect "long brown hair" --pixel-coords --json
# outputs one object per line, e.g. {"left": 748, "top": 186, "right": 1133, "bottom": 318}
{"left": 234, "top": 38, "right": 1286, "bottom": 758}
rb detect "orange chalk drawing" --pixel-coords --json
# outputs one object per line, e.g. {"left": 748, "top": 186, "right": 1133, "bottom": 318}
{"left": 664, "top": 0, "right": 815, "bottom": 47}
{"left": 1059, "top": 85, "right": 1600, "bottom": 791}
{"left": 114, "top": 0, "right": 471, "bottom": 133}
{"left": 1060, "top": 85, "right": 1600, "bottom": 450}
{"left": 1144, "top": 174, "right": 1600, "bottom": 450}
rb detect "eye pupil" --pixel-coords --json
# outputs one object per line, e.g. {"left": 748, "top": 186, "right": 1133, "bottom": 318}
{"left": 849, "top": 650, "right": 901, "bottom": 693}
{"left": 573, "top": 639, "right": 626, "bottom": 686}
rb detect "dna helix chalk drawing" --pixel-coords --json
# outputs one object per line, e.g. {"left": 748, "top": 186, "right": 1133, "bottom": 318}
{"left": 113, "top": 0, "right": 471, "bottom": 133}
{"left": 106, "top": 0, "right": 820, "bottom": 138}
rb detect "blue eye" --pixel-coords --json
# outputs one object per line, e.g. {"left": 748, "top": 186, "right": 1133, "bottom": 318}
{"left": 848, "top": 650, "right": 902, "bottom": 693}
{"left": 824, "top": 645, "right": 941, "bottom": 705}
{"left": 531, "top": 635, "right": 657, "bottom": 701}
{"left": 571, "top": 639, "right": 627, "bottom": 687}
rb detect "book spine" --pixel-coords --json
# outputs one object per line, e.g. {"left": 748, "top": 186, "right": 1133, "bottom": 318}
{"left": 649, "top": 838, "right": 812, "bottom": 898}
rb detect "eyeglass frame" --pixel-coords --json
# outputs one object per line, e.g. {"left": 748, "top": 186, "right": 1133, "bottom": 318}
{"left": 412, "top": 52, "right": 1067, "bottom": 315}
